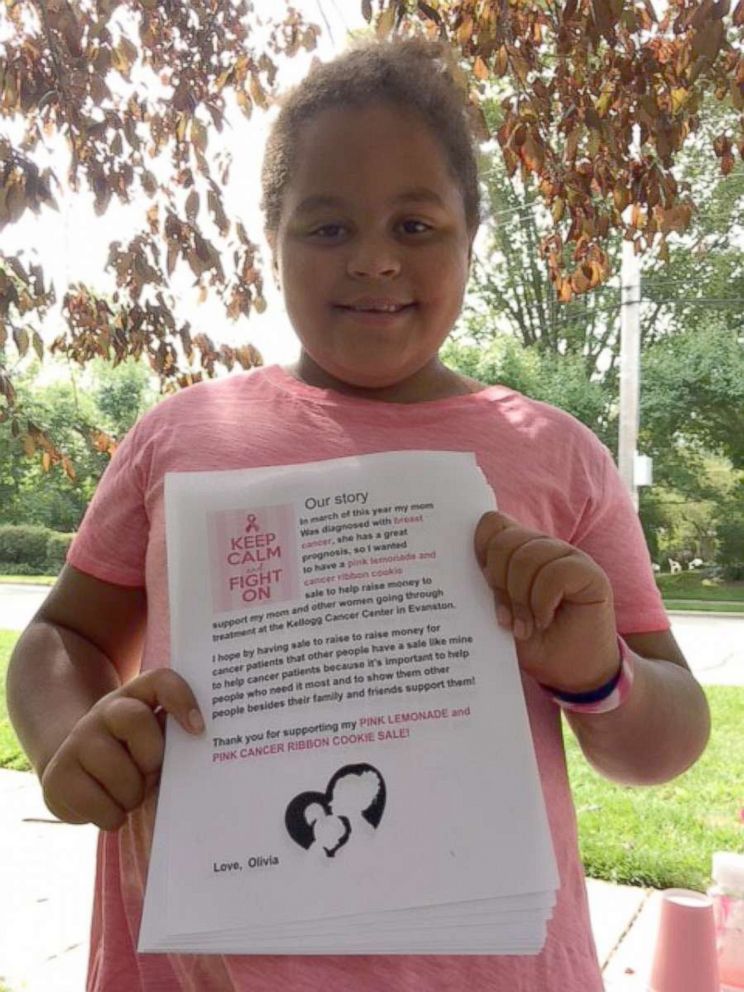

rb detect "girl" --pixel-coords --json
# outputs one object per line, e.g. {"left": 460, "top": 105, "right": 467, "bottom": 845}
{"left": 7, "top": 37, "right": 710, "bottom": 992}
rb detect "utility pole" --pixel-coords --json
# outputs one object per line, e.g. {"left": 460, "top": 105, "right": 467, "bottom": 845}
{"left": 618, "top": 236, "right": 642, "bottom": 511}
{"left": 618, "top": 124, "right": 646, "bottom": 512}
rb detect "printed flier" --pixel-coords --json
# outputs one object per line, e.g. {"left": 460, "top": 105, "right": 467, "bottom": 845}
{"left": 140, "top": 452, "right": 558, "bottom": 955}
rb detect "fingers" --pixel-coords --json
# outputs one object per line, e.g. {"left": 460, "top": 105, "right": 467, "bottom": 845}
{"left": 474, "top": 511, "right": 520, "bottom": 568}
{"left": 475, "top": 511, "right": 607, "bottom": 638}
{"left": 118, "top": 668, "right": 205, "bottom": 735}
{"left": 41, "top": 669, "right": 203, "bottom": 831}
{"left": 500, "top": 539, "right": 574, "bottom": 639}
{"left": 102, "top": 696, "right": 166, "bottom": 779}
{"left": 42, "top": 752, "right": 129, "bottom": 831}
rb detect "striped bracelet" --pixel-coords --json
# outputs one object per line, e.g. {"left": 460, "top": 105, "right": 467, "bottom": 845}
{"left": 540, "top": 636, "right": 636, "bottom": 714}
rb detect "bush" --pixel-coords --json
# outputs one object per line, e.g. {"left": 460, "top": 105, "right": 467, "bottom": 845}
{"left": 0, "top": 560, "right": 45, "bottom": 576}
{"left": 655, "top": 571, "right": 718, "bottom": 594}
{"left": 0, "top": 525, "right": 74, "bottom": 575}
{"left": 45, "top": 532, "right": 74, "bottom": 573}
{"left": 0, "top": 525, "right": 50, "bottom": 570}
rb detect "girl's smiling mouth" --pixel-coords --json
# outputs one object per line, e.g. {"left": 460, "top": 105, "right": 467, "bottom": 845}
{"left": 333, "top": 299, "right": 417, "bottom": 319}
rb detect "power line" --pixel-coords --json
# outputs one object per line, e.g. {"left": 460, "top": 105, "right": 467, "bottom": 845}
{"left": 314, "top": 0, "right": 336, "bottom": 46}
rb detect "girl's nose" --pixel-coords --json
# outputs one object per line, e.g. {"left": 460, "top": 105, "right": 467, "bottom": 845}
{"left": 346, "top": 237, "right": 402, "bottom": 279}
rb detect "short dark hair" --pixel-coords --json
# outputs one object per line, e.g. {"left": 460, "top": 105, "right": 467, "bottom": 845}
{"left": 261, "top": 37, "right": 481, "bottom": 237}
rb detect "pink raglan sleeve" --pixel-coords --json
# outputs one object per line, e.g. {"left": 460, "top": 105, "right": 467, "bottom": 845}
{"left": 66, "top": 417, "right": 150, "bottom": 588}
{"left": 571, "top": 436, "right": 669, "bottom": 635}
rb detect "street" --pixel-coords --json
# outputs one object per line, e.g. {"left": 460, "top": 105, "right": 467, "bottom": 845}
{"left": 0, "top": 583, "right": 742, "bottom": 685}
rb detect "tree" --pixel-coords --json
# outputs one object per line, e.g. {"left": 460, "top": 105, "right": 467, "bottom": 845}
{"left": 640, "top": 319, "right": 744, "bottom": 470}
{"left": 0, "top": 356, "right": 159, "bottom": 529}
{"left": 0, "top": 364, "right": 108, "bottom": 529}
{"left": 464, "top": 93, "right": 627, "bottom": 381}
{"left": 389, "top": 0, "right": 744, "bottom": 294}
{"left": 2, "top": 0, "right": 744, "bottom": 471}
{"left": 441, "top": 334, "right": 611, "bottom": 444}
{"left": 89, "top": 355, "right": 157, "bottom": 437}
{"left": 1, "top": 0, "right": 319, "bottom": 465}
{"left": 466, "top": 81, "right": 744, "bottom": 372}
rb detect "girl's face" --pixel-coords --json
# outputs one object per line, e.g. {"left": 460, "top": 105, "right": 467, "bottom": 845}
{"left": 270, "top": 103, "right": 475, "bottom": 401}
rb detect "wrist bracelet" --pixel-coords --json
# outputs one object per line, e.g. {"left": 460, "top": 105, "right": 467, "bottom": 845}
{"left": 541, "top": 636, "right": 636, "bottom": 714}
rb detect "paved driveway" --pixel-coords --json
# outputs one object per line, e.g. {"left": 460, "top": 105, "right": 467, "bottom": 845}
{"left": 0, "top": 584, "right": 50, "bottom": 631}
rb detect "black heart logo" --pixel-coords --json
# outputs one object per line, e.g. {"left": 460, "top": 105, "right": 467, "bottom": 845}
{"left": 285, "top": 763, "right": 386, "bottom": 858}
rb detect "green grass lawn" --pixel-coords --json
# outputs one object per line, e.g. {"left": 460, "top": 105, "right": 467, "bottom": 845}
{"left": 0, "top": 630, "right": 30, "bottom": 770}
{"left": 664, "top": 599, "right": 744, "bottom": 613}
{"left": 564, "top": 684, "right": 744, "bottom": 890}
{"left": 1, "top": 629, "right": 742, "bottom": 890}
{"left": 656, "top": 573, "right": 744, "bottom": 602}
{"left": 0, "top": 574, "right": 56, "bottom": 586}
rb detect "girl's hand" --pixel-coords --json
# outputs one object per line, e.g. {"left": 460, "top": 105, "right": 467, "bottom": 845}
{"left": 41, "top": 669, "right": 204, "bottom": 831}
{"left": 474, "top": 511, "right": 620, "bottom": 693}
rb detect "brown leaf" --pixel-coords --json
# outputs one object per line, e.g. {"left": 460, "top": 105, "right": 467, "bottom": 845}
{"left": 691, "top": 18, "right": 724, "bottom": 64}
{"left": 249, "top": 76, "right": 268, "bottom": 111}
{"left": 521, "top": 133, "right": 545, "bottom": 173}
{"left": 192, "top": 119, "right": 208, "bottom": 153}
{"left": 90, "top": 73, "right": 111, "bottom": 104}
{"left": 13, "top": 325, "right": 29, "bottom": 356}
{"left": 6, "top": 182, "right": 25, "bottom": 224}
{"left": 236, "top": 89, "right": 253, "bottom": 118}
{"left": 208, "top": 190, "right": 229, "bottom": 236}
{"left": 564, "top": 129, "right": 580, "bottom": 162}
{"left": 362, "top": 0, "right": 373, "bottom": 23}
{"left": 376, "top": 4, "right": 397, "bottom": 39}
{"left": 186, "top": 189, "right": 199, "bottom": 221}
{"left": 474, "top": 56, "right": 489, "bottom": 82}
{"left": 558, "top": 279, "right": 573, "bottom": 303}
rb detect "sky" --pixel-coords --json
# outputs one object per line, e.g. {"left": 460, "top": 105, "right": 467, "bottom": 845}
{"left": 3, "top": 0, "right": 367, "bottom": 376}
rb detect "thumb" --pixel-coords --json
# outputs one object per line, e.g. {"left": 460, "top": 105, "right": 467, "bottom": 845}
{"left": 473, "top": 510, "right": 519, "bottom": 567}
{"left": 120, "top": 668, "right": 205, "bottom": 735}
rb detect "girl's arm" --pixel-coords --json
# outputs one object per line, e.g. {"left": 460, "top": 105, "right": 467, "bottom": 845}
{"left": 474, "top": 511, "right": 711, "bottom": 787}
{"left": 7, "top": 565, "right": 203, "bottom": 829}
{"left": 7, "top": 564, "right": 147, "bottom": 777}
{"left": 565, "top": 629, "right": 711, "bottom": 786}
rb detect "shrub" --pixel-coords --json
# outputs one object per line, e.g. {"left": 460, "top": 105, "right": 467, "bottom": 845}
{"left": 45, "top": 532, "right": 74, "bottom": 573}
{"left": 0, "top": 560, "right": 45, "bottom": 575}
{"left": 0, "top": 525, "right": 74, "bottom": 575}
{"left": 655, "top": 571, "right": 718, "bottom": 594}
{"left": 0, "top": 525, "right": 50, "bottom": 570}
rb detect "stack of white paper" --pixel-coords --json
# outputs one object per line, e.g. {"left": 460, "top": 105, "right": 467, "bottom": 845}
{"left": 139, "top": 452, "right": 559, "bottom": 955}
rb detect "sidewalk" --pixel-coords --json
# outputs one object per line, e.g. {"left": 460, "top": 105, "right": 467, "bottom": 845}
{"left": 0, "top": 769, "right": 665, "bottom": 992}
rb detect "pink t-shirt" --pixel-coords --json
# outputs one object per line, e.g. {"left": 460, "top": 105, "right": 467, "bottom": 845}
{"left": 68, "top": 364, "right": 668, "bottom": 991}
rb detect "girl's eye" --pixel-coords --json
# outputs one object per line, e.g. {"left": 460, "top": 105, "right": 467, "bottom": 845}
{"left": 309, "top": 224, "right": 346, "bottom": 239}
{"left": 400, "top": 219, "right": 432, "bottom": 235}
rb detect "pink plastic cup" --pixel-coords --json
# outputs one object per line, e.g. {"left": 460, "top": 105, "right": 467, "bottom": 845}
{"left": 649, "top": 888, "right": 720, "bottom": 992}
